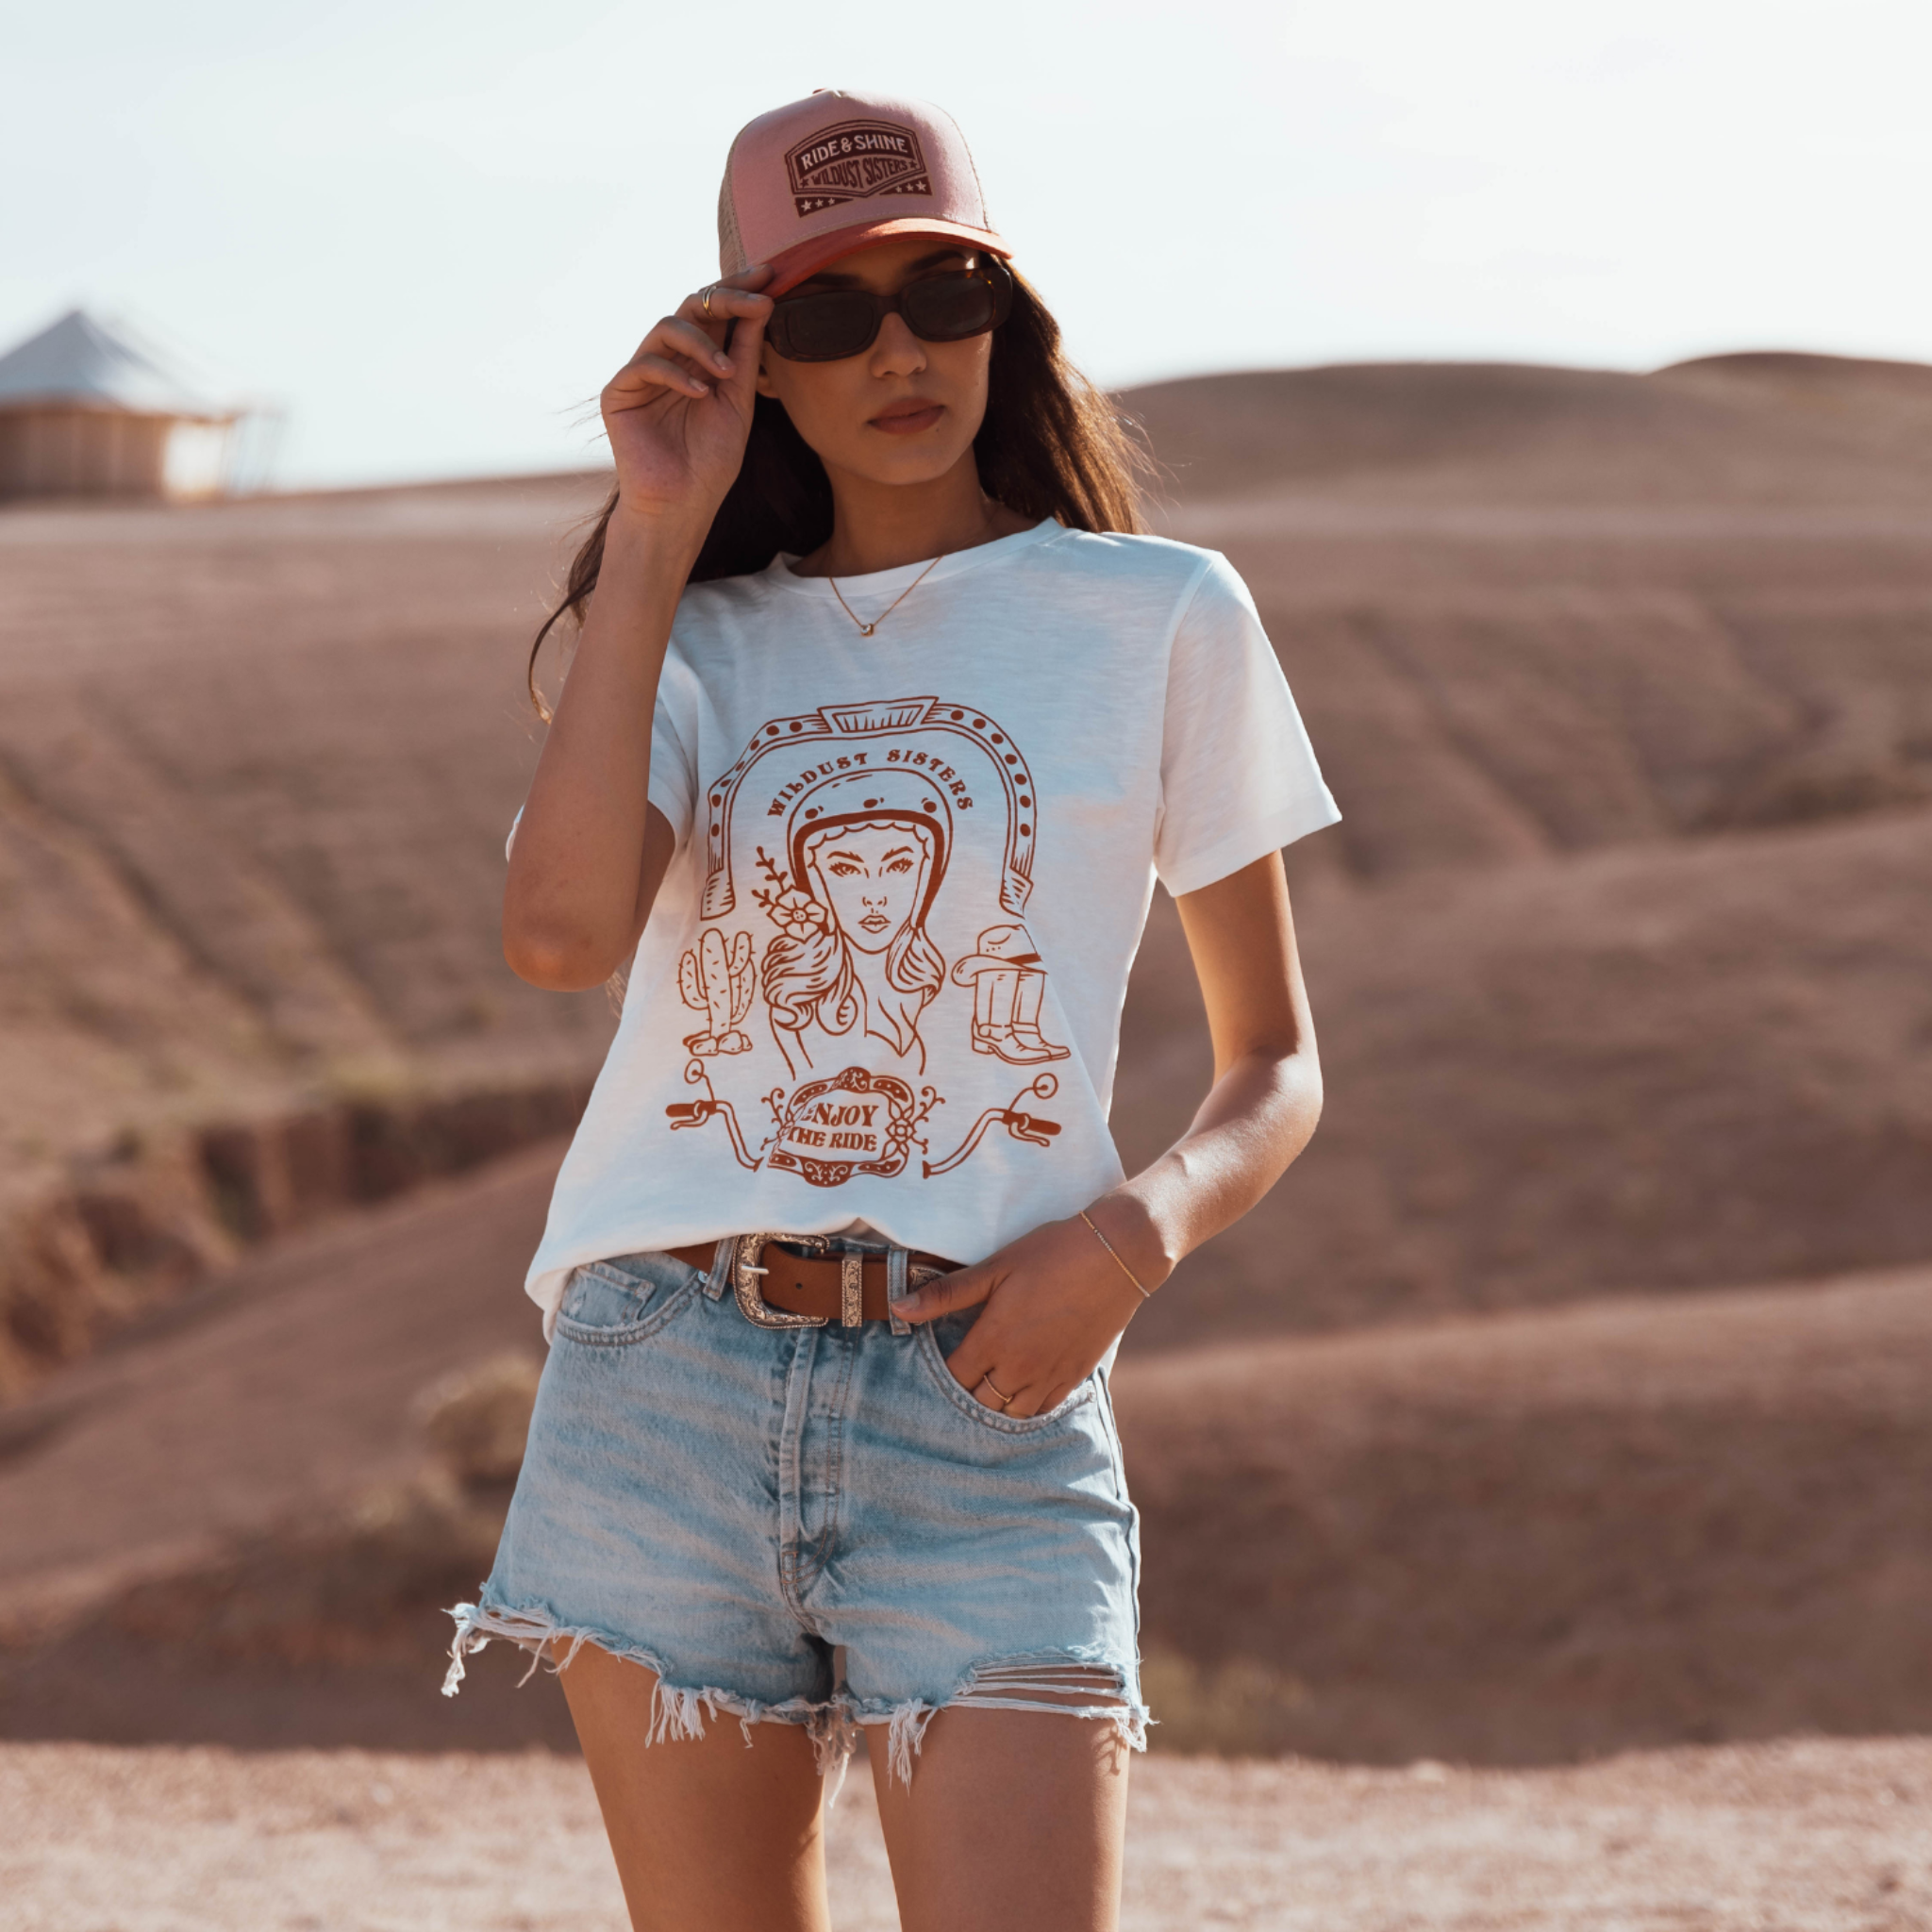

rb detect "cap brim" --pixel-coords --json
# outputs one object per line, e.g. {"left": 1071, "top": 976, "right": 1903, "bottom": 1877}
{"left": 763, "top": 218, "right": 1011, "bottom": 296}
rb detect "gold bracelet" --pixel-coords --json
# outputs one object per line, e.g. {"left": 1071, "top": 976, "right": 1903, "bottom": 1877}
{"left": 1079, "top": 1208, "right": 1153, "bottom": 1300}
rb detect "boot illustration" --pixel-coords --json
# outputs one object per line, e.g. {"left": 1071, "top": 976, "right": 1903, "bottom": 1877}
{"left": 678, "top": 926, "right": 756, "bottom": 1055}
{"left": 950, "top": 924, "right": 1070, "bottom": 1067}
{"left": 1004, "top": 968, "right": 1069, "bottom": 1062}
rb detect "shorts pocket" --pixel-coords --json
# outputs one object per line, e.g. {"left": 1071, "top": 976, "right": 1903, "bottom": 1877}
{"left": 915, "top": 1310, "right": 1096, "bottom": 1436}
{"left": 553, "top": 1253, "right": 701, "bottom": 1349}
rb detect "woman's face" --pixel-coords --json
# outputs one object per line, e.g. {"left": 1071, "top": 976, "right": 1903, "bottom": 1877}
{"left": 755, "top": 238, "right": 993, "bottom": 491}
{"left": 806, "top": 822, "right": 931, "bottom": 956}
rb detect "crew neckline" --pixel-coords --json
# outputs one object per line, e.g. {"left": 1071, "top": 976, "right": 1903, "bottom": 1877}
{"left": 766, "top": 518, "right": 1060, "bottom": 600}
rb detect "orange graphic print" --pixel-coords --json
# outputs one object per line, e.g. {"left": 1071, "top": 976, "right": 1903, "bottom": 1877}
{"left": 756, "top": 766, "right": 947, "bottom": 1075}
{"left": 950, "top": 924, "right": 1069, "bottom": 1066}
{"left": 921, "top": 1073, "right": 1062, "bottom": 1176}
{"left": 767, "top": 1066, "right": 934, "bottom": 1186}
{"left": 665, "top": 696, "right": 1065, "bottom": 1187}
{"left": 676, "top": 927, "right": 756, "bottom": 1055}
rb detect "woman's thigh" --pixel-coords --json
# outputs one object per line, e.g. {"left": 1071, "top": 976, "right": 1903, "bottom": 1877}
{"left": 872, "top": 1707, "right": 1132, "bottom": 1932}
{"left": 558, "top": 1642, "right": 833, "bottom": 1932}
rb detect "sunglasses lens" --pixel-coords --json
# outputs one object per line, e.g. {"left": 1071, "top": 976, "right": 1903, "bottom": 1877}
{"left": 902, "top": 272, "right": 1003, "bottom": 341}
{"left": 769, "top": 265, "right": 1012, "bottom": 360}
{"left": 772, "top": 291, "right": 879, "bottom": 361}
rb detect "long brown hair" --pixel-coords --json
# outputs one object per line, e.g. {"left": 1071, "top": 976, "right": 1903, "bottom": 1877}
{"left": 526, "top": 268, "right": 1152, "bottom": 715}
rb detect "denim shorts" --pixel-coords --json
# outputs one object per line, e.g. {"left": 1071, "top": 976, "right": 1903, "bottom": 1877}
{"left": 443, "top": 1237, "right": 1146, "bottom": 1783}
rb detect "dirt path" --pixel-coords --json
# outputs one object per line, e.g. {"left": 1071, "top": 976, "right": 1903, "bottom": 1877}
{"left": 6, "top": 1737, "right": 1926, "bottom": 1930}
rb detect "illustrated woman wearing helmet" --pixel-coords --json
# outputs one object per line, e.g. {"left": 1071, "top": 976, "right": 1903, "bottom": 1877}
{"left": 453, "top": 88, "right": 1339, "bottom": 1932}
{"left": 759, "top": 767, "right": 949, "bottom": 1075}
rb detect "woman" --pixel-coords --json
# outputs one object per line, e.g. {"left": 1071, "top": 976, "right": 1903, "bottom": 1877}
{"left": 758, "top": 766, "right": 950, "bottom": 1074}
{"left": 446, "top": 89, "right": 1338, "bottom": 1932}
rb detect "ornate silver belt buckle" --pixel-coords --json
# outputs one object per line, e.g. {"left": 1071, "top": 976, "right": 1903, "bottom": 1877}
{"left": 733, "top": 1232, "right": 830, "bottom": 1329}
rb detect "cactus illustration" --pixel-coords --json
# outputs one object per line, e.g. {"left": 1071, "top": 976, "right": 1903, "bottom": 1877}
{"left": 677, "top": 926, "right": 756, "bottom": 1055}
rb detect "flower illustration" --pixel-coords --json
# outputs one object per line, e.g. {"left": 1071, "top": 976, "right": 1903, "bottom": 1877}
{"left": 752, "top": 846, "right": 829, "bottom": 940}
{"left": 765, "top": 887, "right": 827, "bottom": 941}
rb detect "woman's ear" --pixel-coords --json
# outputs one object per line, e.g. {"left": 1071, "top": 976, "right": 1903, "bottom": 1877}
{"left": 754, "top": 358, "right": 777, "bottom": 399}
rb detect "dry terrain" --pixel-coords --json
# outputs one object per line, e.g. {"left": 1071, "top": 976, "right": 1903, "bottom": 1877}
{"left": 2, "top": 1144, "right": 1925, "bottom": 1769}
{"left": 1119, "top": 353, "right": 1932, "bottom": 1341}
{"left": 0, "top": 475, "right": 618, "bottom": 1159}
{"left": 3, "top": 351, "right": 1930, "bottom": 1921}
{"left": 8, "top": 1736, "right": 1929, "bottom": 1931}
{"left": 5, "top": 354, "right": 1927, "bottom": 1375}
{"left": 0, "top": 475, "right": 616, "bottom": 1391}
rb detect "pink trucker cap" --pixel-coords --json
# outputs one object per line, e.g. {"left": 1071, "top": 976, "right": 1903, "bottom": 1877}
{"left": 718, "top": 91, "right": 1010, "bottom": 296}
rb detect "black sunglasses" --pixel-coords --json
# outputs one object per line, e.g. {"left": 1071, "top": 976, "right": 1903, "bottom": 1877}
{"left": 765, "top": 258, "right": 1013, "bottom": 362}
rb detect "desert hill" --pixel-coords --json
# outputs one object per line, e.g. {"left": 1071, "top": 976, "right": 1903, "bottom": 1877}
{"left": 0, "top": 474, "right": 616, "bottom": 1122}
{"left": 1124, "top": 351, "right": 1932, "bottom": 504}
{"left": 0, "top": 476, "right": 616, "bottom": 1385}
{"left": 2, "top": 354, "right": 1928, "bottom": 1374}
{"left": 4, "top": 351, "right": 1930, "bottom": 1767}
{"left": 1125, "top": 1264, "right": 1932, "bottom": 1763}
{"left": 1113, "top": 349, "right": 1932, "bottom": 1341}
{"left": 1121, "top": 802, "right": 1932, "bottom": 1343}
{"left": 2, "top": 1138, "right": 1925, "bottom": 1765}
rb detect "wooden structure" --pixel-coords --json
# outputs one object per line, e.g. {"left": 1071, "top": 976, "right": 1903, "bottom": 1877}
{"left": 0, "top": 309, "right": 244, "bottom": 501}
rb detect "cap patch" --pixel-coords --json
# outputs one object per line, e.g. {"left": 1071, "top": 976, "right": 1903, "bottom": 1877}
{"left": 784, "top": 120, "right": 931, "bottom": 217}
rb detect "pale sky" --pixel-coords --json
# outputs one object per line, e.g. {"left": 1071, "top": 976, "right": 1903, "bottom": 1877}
{"left": 6, "top": 0, "right": 1926, "bottom": 486}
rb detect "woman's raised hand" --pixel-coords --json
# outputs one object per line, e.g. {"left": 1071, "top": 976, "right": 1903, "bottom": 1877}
{"left": 600, "top": 266, "right": 774, "bottom": 532}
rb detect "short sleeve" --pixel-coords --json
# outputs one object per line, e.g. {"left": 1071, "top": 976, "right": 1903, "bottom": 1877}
{"left": 646, "top": 658, "right": 699, "bottom": 844}
{"left": 504, "top": 652, "right": 700, "bottom": 862}
{"left": 1154, "top": 553, "right": 1340, "bottom": 896}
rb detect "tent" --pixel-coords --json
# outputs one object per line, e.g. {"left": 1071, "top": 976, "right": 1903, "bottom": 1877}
{"left": 0, "top": 308, "right": 252, "bottom": 501}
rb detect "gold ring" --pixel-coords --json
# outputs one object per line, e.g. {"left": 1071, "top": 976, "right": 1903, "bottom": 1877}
{"left": 977, "top": 1374, "right": 1014, "bottom": 1409}
{"left": 700, "top": 285, "right": 716, "bottom": 320}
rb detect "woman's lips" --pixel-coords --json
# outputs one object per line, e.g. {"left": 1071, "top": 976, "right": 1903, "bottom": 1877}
{"left": 870, "top": 401, "right": 944, "bottom": 436}
{"left": 860, "top": 912, "right": 891, "bottom": 932}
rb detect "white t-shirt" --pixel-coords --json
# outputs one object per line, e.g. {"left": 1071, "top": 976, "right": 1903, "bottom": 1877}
{"left": 520, "top": 520, "right": 1338, "bottom": 1325}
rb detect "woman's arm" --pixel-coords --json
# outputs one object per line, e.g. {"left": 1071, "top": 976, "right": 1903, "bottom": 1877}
{"left": 504, "top": 268, "right": 773, "bottom": 991}
{"left": 897, "top": 850, "right": 1320, "bottom": 1410}
{"left": 504, "top": 536, "right": 688, "bottom": 990}
{"left": 1107, "top": 847, "right": 1320, "bottom": 1275}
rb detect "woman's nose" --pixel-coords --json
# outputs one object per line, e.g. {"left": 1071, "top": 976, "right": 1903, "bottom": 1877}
{"left": 870, "top": 309, "right": 927, "bottom": 376}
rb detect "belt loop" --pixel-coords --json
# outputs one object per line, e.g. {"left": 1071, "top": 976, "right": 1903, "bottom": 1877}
{"left": 887, "top": 1246, "right": 911, "bottom": 1337}
{"left": 704, "top": 1235, "right": 735, "bottom": 1301}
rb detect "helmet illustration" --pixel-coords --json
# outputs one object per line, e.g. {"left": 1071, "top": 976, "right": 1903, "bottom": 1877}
{"left": 787, "top": 766, "right": 952, "bottom": 927}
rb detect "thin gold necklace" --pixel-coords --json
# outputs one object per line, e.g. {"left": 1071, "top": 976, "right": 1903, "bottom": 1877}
{"left": 827, "top": 554, "right": 943, "bottom": 638}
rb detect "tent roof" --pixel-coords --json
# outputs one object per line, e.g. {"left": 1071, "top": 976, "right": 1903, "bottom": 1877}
{"left": 0, "top": 308, "right": 240, "bottom": 417}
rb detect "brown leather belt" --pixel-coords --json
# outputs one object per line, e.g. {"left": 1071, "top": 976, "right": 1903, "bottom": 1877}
{"left": 668, "top": 1238, "right": 957, "bottom": 1326}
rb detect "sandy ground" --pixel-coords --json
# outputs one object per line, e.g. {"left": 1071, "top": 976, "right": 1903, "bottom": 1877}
{"left": 6, "top": 1736, "right": 1928, "bottom": 1931}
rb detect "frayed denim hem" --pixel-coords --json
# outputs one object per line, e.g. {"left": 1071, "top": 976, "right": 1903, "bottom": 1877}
{"left": 441, "top": 1598, "right": 858, "bottom": 1788}
{"left": 850, "top": 1647, "right": 1151, "bottom": 1787}
{"left": 444, "top": 1607, "right": 1144, "bottom": 1793}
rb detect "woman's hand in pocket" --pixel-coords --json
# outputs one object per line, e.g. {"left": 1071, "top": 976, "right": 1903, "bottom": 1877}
{"left": 895, "top": 1208, "right": 1166, "bottom": 1415}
